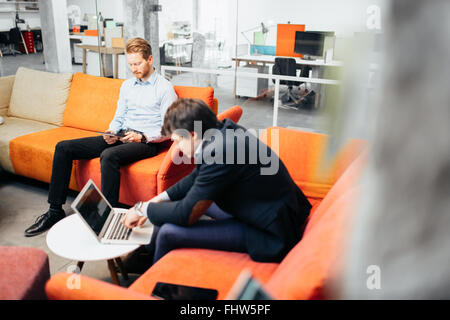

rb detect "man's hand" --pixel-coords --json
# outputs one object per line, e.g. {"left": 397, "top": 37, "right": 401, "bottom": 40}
{"left": 120, "top": 131, "right": 143, "bottom": 143}
{"left": 103, "top": 130, "right": 119, "bottom": 145}
{"left": 121, "top": 207, "right": 147, "bottom": 229}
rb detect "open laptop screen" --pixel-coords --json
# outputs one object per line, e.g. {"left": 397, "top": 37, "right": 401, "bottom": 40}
{"left": 74, "top": 184, "right": 111, "bottom": 235}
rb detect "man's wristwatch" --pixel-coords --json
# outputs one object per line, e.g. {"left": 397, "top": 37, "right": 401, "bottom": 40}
{"left": 140, "top": 134, "right": 147, "bottom": 144}
{"left": 134, "top": 201, "right": 145, "bottom": 217}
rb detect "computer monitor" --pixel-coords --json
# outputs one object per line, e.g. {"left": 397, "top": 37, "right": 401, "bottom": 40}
{"left": 294, "top": 31, "right": 326, "bottom": 59}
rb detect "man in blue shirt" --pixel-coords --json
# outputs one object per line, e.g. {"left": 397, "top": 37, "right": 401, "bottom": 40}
{"left": 24, "top": 38, "right": 178, "bottom": 237}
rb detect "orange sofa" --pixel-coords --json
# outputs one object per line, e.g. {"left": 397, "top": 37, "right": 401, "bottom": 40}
{"left": 45, "top": 127, "right": 367, "bottom": 300}
{"left": 0, "top": 67, "right": 243, "bottom": 205}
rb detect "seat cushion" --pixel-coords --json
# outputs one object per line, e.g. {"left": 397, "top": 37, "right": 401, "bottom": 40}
{"left": 305, "top": 150, "right": 367, "bottom": 233}
{"left": 63, "top": 73, "right": 124, "bottom": 132}
{"left": 129, "top": 248, "right": 279, "bottom": 300}
{"left": 264, "top": 152, "right": 367, "bottom": 300}
{"left": 265, "top": 187, "right": 361, "bottom": 300}
{"left": 0, "top": 246, "right": 50, "bottom": 300}
{"left": 9, "top": 126, "right": 99, "bottom": 190}
{"left": 8, "top": 67, "right": 73, "bottom": 126}
{"left": 0, "top": 116, "right": 57, "bottom": 173}
{"left": 76, "top": 149, "right": 169, "bottom": 206}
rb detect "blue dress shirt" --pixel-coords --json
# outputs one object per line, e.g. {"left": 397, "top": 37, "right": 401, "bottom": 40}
{"left": 108, "top": 71, "right": 178, "bottom": 138}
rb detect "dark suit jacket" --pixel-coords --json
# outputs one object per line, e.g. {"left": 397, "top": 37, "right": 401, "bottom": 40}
{"left": 147, "top": 119, "right": 311, "bottom": 262}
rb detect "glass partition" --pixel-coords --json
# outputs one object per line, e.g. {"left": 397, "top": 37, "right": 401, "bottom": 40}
{"left": 59, "top": 0, "right": 384, "bottom": 134}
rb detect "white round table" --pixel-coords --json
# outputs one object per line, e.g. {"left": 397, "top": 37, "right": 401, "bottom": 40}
{"left": 46, "top": 210, "right": 139, "bottom": 285}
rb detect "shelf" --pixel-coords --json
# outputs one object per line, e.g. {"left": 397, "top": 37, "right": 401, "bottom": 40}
{"left": 0, "top": 10, "right": 39, "bottom": 13}
{"left": 0, "top": 1, "right": 39, "bottom": 4}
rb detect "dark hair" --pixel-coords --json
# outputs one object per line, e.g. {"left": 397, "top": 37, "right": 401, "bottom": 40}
{"left": 126, "top": 37, "right": 152, "bottom": 60}
{"left": 162, "top": 98, "right": 220, "bottom": 136}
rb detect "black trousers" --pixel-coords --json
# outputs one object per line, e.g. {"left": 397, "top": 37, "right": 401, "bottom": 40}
{"left": 48, "top": 136, "right": 157, "bottom": 207}
{"left": 145, "top": 203, "right": 247, "bottom": 264}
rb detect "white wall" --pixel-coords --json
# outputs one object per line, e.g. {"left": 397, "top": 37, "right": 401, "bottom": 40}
{"left": 66, "top": 0, "right": 124, "bottom": 24}
{"left": 236, "top": 0, "right": 387, "bottom": 45}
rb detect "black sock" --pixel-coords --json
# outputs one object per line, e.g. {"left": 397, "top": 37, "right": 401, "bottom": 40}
{"left": 49, "top": 204, "right": 63, "bottom": 212}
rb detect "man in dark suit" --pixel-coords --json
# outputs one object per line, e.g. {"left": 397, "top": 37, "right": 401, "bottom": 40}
{"left": 122, "top": 98, "right": 311, "bottom": 265}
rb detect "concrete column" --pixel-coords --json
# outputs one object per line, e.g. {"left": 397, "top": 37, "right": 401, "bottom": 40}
{"left": 39, "top": 0, "right": 72, "bottom": 73}
{"left": 123, "top": 0, "right": 160, "bottom": 77}
{"left": 192, "top": 0, "right": 199, "bottom": 31}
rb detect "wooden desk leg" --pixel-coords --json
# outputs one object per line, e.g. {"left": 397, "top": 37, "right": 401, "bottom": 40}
{"left": 107, "top": 259, "right": 120, "bottom": 285}
{"left": 115, "top": 257, "right": 128, "bottom": 280}
{"left": 233, "top": 59, "right": 240, "bottom": 98}
{"left": 113, "top": 54, "right": 118, "bottom": 79}
{"left": 100, "top": 54, "right": 106, "bottom": 77}
{"left": 82, "top": 49, "right": 87, "bottom": 74}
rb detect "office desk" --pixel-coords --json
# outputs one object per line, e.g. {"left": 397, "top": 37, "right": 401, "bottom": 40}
{"left": 232, "top": 54, "right": 343, "bottom": 104}
{"left": 76, "top": 44, "right": 125, "bottom": 78}
{"left": 232, "top": 54, "right": 343, "bottom": 68}
{"left": 69, "top": 34, "right": 83, "bottom": 64}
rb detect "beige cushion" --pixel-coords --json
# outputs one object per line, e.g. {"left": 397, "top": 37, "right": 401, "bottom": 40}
{"left": 0, "top": 75, "right": 15, "bottom": 116}
{"left": 0, "top": 116, "right": 57, "bottom": 173}
{"left": 8, "top": 67, "right": 73, "bottom": 126}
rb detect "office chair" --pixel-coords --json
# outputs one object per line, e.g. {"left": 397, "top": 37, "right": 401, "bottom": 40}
{"left": 272, "top": 57, "right": 315, "bottom": 109}
{"left": 272, "top": 57, "right": 302, "bottom": 106}
{"left": 0, "top": 28, "right": 22, "bottom": 56}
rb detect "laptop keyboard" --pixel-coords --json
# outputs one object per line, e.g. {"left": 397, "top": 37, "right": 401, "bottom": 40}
{"left": 106, "top": 212, "right": 132, "bottom": 240}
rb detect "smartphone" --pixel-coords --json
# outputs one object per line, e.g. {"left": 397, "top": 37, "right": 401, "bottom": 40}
{"left": 96, "top": 131, "right": 126, "bottom": 137}
{"left": 151, "top": 282, "right": 218, "bottom": 300}
{"left": 147, "top": 135, "right": 170, "bottom": 143}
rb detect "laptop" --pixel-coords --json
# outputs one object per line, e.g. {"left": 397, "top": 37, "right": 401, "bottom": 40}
{"left": 71, "top": 179, "right": 153, "bottom": 245}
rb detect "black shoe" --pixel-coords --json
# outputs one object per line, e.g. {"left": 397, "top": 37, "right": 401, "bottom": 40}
{"left": 24, "top": 209, "right": 66, "bottom": 237}
{"left": 122, "top": 247, "right": 153, "bottom": 275}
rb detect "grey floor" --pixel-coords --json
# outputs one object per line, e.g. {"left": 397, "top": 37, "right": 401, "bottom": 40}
{"left": 0, "top": 52, "right": 328, "bottom": 289}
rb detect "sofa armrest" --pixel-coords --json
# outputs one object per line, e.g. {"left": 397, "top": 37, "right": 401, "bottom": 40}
{"left": 157, "top": 146, "right": 195, "bottom": 194}
{"left": 216, "top": 105, "right": 243, "bottom": 123}
{"left": 0, "top": 75, "right": 15, "bottom": 116}
{"left": 156, "top": 105, "right": 243, "bottom": 194}
{"left": 45, "top": 273, "right": 154, "bottom": 300}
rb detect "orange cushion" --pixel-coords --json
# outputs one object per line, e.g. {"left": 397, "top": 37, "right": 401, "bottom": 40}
{"left": 129, "top": 248, "right": 278, "bottom": 300}
{"left": 264, "top": 152, "right": 367, "bottom": 300}
{"left": 76, "top": 150, "right": 168, "bottom": 206}
{"left": 63, "top": 73, "right": 124, "bottom": 132}
{"left": 265, "top": 186, "right": 361, "bottom": 300}
{"left": 305, "top": 149, "right": 367, "bottom": 233}
{"left": 46, "top": 273, "right": 153, "bottom": 300}
{"left": 261, "top": 127, "right": 333, "bottom": 199}
{"left": 260, "top": 127, "right": 365, "bottom": 200}
{"left": 9, "top": 127, "right": 99, "bottom": 191}
{"left": 174, "top": 86, "right": 214, "bottom": 108}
